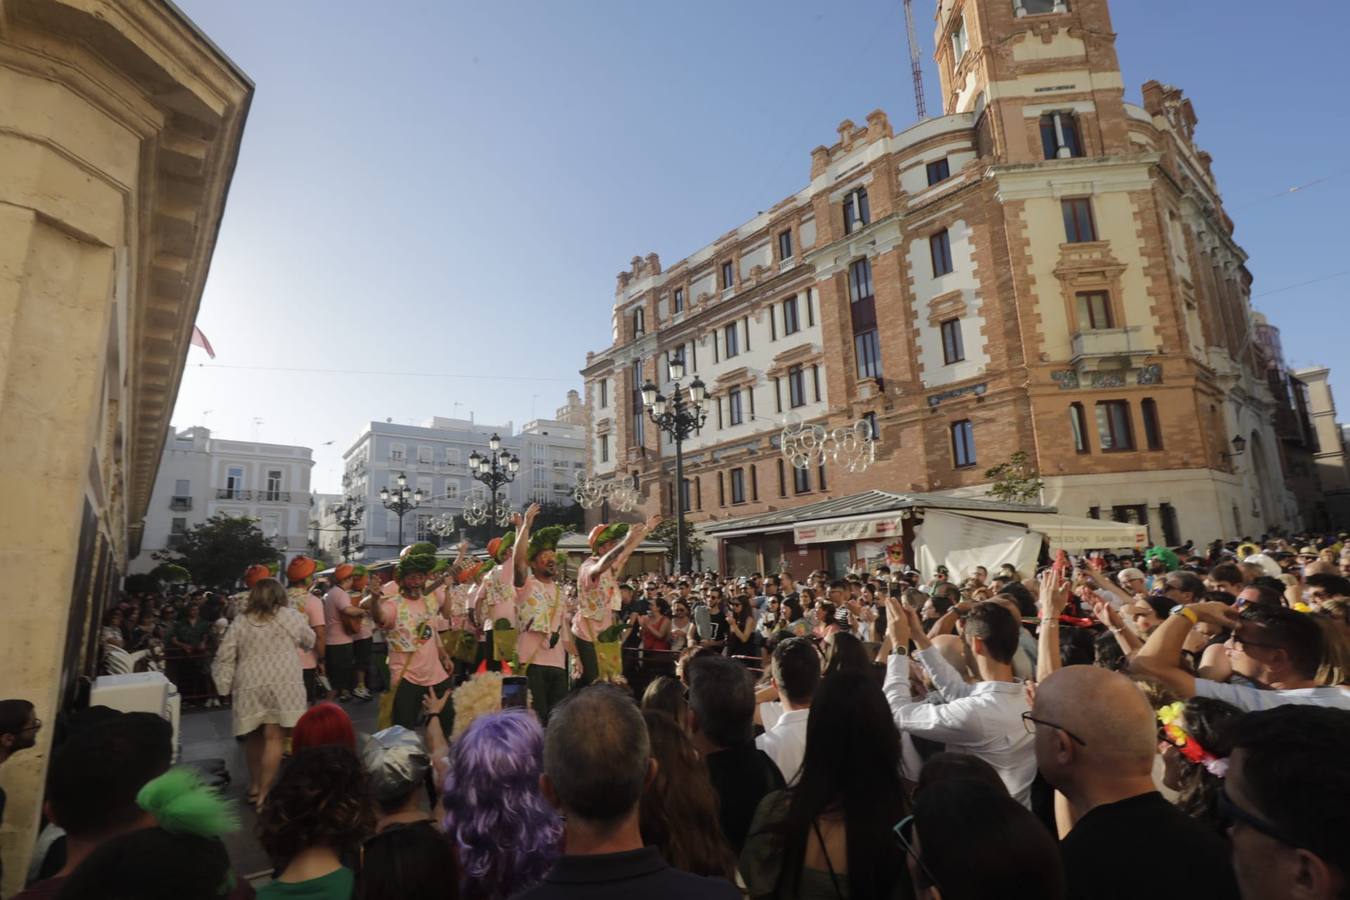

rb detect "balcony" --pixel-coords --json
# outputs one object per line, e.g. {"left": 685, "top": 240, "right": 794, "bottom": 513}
{"left": 169, "top": 496, "right": 193, "bottom": 511}
{"left": 1069, "top": 327, "right": 1151, "bottom": 373}
{"left": 214, "top": 489, "right": 293, "bottom": 503}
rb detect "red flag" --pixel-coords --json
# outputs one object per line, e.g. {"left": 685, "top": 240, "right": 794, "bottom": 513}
{"left": 190, "top": 325, "right": 216, "bottom": 359}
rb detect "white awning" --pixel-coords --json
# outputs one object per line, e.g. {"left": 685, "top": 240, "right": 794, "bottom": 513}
{"left": 954, "top": 509, "right": 1148, "bottom": 552}
{"left": 793, "top": 516, "right": 905, "bottom": 545}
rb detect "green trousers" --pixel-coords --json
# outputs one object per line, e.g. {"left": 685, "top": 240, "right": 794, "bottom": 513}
{"left": 391, "top": 677, "right": 455, "bottom": 735}
{"left": 526, "top": 663, "right": 569, "bottom": 724}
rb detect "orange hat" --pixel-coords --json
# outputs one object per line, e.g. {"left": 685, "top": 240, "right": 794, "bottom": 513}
{"left": 456, "top": 562, "right": 484, "bottom": 584}
{"left": 286, "top": 555, "right": 317, "bottom": 583}
{"left": 334, "top": 563, "right": 354, "bottom": 582}
{"left": 243, "top": 564, "right": 271, "bottom": 588}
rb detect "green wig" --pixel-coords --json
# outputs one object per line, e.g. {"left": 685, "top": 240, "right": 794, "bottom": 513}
{"left": 350, "top": 564, "right": 369, "bottom": 577}
{"left": 528, "top": 525, "right": 565, "bottom": 561}
{"left": 396, "top": 553, "right": 439, "bottom": 579}
{"left": 489, "top": 532, "right": 516, "bottom": 564}
{"left": 137, "top": 768, "right": 239, "bottom": 838}
{"left": 1144, "top": 545, "right": 1179, "bottom": 571}
{"left": 590, "top": 523, "right": 630, "bottom": 552}
{"left": 403, "top": 541, "right": 438, "bottom": 558}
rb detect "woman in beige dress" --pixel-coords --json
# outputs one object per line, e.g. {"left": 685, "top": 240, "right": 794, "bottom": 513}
{"left": 212, "top": 577, "right": 314, "bottom": 807}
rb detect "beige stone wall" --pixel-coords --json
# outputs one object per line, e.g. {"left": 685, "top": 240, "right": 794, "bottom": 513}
{"left": 0, "top": 2, "right": 250, "bottom": 890}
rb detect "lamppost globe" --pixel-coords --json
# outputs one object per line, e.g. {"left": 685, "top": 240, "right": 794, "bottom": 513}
{"left": 469, "top": 435, "right": 518, "bottom": 535}
{"left": 379, "top": 487, "right": 389, "bottom": 502}
{"left": 668, "top": 355, "right": 686, "bottom": 382}
{"left": 488, "top": 433, "right": 502, "bottom": 453}
{"left": 468, "top": 451, "right": 481, "bottom": 472}
{"left": 396, "top": 473, "right": 407, "bottom": 489}
{"left": 689, "top": 376, "right": 707, "bottom": 406}
{"left": 508, "top": 454, "right": 520, "bottom": 474}
{"left": 652, "top": 394, "right": 668, "bottom": 417}
{"left": 641, "top": 380, "right": 659, "bottom": 408}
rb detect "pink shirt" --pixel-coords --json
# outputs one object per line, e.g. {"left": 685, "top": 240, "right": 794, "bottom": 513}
{"left": 379, "top": 596, "right": 449, "bottom": 687}
{"left": 323, "top": 587, "right": 355, "bottom": 646}
{"left": 479, "top": 564, "right": 517, "bottom": 631}
{"left": 572, "top": 557, "right": 617, "bottom": 642}
{"left": 287, "top": 587, "right": 325, "bottom": 669}
{"left": 517, "top": 576, "right": 566, "bottom": 669}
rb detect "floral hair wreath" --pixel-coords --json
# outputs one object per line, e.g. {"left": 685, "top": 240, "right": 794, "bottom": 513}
{"left": 1157, "top": 701, "right": 1229, "bottom": 777}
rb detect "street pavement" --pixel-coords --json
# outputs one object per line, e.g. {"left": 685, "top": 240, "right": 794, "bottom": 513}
{"left": 178, "top": 696, "right": 383, "bottom": 881}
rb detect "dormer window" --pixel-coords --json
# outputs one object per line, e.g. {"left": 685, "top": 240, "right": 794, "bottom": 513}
{"left": 951, "top": 16, "right": 968, "bottom": 63}
{"left": 843, "top": 188, "right": 870, "bottom": 235}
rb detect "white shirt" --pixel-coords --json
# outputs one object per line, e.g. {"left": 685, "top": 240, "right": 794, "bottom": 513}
{"left": 1193, "top": 679, "right": 1350, "bottom": 712}
{"left": 756, "top": 707, "right": 810, "bottom": 785}
{"left": 883, "top": 646, "right": 1036, "bottom": 808}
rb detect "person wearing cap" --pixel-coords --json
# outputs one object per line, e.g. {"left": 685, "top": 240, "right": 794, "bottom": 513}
{"left": 513, "top": 504, "right": 571, "bottom": 723}
{"left": 323, "top": 564, "right": 367, "bottom": 703}
{"left": 573, "top": 515, "right": 660, "bottom": 688}
{"left": 361, "top": 725, "right": 436, "bottom": 833}
{"left": 285, "top": 555, "right": 327, "bottom": 702}
{"left": 474, "top": 531, "right": 520, "bottom": 672}
{"left": 368, "top": 550, "right": 455, "bottom": 732}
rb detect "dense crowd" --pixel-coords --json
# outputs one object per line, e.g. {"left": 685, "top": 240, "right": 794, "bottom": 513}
{"left": 2, "top": 526, "right": 1348, "bottom": 900}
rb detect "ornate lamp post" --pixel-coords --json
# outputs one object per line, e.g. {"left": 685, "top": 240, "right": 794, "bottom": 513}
{"left": 380, "top": 472, "right": 423, "bottom": 548}
{"left": 468, "top": 433, "right": 519, "bottom": 534}
{"left": 333, "top": 496, "right": 365, "bottom": 561}
{"left": 641, "top": 354, "right": 708, "bottom": 574}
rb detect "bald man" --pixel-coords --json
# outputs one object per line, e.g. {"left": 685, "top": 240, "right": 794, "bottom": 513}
{"left": 1031, "top": 667, "right": 1238, "bottom": 900}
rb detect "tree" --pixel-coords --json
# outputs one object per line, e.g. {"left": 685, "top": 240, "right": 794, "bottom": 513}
{"left": 985, "top": 451, "right": 1045, "bottom": 505}
{"left": 153, "top": 514, "right": 280, "bottom": 588}
{"left": 648, "top": 517, "right": 705, "bottom": 573}
{"left": 307, "top": 539, "right": 336, "bottom": 568}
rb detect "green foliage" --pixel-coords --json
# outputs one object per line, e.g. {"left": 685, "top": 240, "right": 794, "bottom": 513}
{"left": 648, "top": 517, "right": 704, "bottom": 572}
{"left": 984, "top": 451, "right": 1045, "bottom": 505}
{"left": 152, "top": 514, "right": 281, "bottom": 588}
{"left": 150, "top": 563, "right": 191, "bottom": 584}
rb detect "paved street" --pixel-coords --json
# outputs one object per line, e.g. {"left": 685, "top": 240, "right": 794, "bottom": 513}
{"left": 178, "top": 698, "right": 383, "bottom": 881}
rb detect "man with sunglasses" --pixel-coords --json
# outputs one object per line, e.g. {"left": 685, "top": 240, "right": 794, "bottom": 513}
{"left": 1222, "top": 704, "right": 1350, "bottom": 900}
{"left": 1131, "top": 600, "right": 1350, "bottom": 711}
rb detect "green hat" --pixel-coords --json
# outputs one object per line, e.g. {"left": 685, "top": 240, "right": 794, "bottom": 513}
{"left": 528, "top": 525, "right": 565, "bottom": 561}
{"left": 396, "top": 553, "right": 438, "bottom": 579}
{"left": 588, "top": 523, "right": 630, "bottom": 553}
{"left": 1144, "top": 546, "right": 1179, "bottom": 570}
{"left": 350, "top": 564, "right": 369, "bottom": 577}
{"left": 401, "top": 541, "right": 437, "bottom": 559}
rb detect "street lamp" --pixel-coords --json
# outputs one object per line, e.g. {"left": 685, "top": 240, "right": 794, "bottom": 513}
{"left": 469, "top": 433, "right": 519, "bottom": 533}
{"left": 380, "top": 472, "right": 423, "bottom": 547}
{"left": 333, "top": 496, "right": 365, "bottom": 562}
{"left": 642, "top": 354, "right": 709, "bottom": 574}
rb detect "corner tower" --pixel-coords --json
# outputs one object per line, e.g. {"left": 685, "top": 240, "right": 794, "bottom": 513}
{"left": 933, "top": 0, "right": 1130, "bottom": 163}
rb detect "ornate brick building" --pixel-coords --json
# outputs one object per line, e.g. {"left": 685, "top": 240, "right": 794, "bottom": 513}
{"left": 580, "top": 0, "right": 1293, "bottom": 553}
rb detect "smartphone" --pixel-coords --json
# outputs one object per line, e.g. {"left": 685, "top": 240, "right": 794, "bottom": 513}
{"left": 501, "top": 675, "right": 529, "bottom": 709}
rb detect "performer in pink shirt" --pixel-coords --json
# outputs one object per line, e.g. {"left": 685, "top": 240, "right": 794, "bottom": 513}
{"left": 513, "top": 504, "right": 570, "bottom": 723}
{"left": 475, "top": 532, "right": 519, "bottom": 672}
{"left": 285, "top": 555, "right": 326, "bottom": 702}
{"left": 367, "top": 549, "right": 454, "bottom": 732}
{"left": 572, "top": 514, "right": 660, "bottom": 687}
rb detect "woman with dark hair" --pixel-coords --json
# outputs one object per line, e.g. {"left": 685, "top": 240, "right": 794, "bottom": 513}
{"left": 441, "top": 710, "right": 562, "bottom": 900}
{"left": 781, "top": 596, "right": 809, "bottom": 638}
{"left": 257, "top": 745, "right": 375, "bottom": 899}
{"left": 356, "top": 821, "right": 459, "bottom": 900}
{"left": 1157, "top": 696, "right": 1242, "bottom": 833}
{"left": 900, "top": 778, "right": 1064, "bottom": 900}
{"left": 641, "top": 675, "right": 688, "bottom": 724}
{"left": 913, "top": 752, "right": 1007, "bottom": 798}
{"left": 642, "top": 597, "right": 673, "bottom": 652}
{"left": 822, "top": 631, "right": 872, "bottom": 678}
{"left": 639, "top": 711, "right": 739, "bottom": 882}
{"left": 726, "top": 595, "right": 758, "bottom": 659}
{"left": 741, "top": 671, "right": 911, "bottom": 899}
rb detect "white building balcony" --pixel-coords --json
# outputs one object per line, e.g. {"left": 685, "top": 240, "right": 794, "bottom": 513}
{"left": 1070, "top": 327, "right": 1151, "bottom": 373}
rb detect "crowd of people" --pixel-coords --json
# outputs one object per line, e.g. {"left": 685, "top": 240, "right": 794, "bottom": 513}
{"left": 3, "top": 522, "right": 1349, "bottom": 899}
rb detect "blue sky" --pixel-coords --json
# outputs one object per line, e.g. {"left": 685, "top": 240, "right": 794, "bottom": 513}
{"left": 172, "top": 0, "right": 1350, "bottom": 493}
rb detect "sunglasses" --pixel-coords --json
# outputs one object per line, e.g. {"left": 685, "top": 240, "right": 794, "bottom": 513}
{"left": 1217, "top": 788, "right": 1309, "bottom": 852}
{"left": 1021, "top": 711, "right": 1087, "bottom": 746}
{"left": 893, "top": 815, "right": 941, "bottom": 890}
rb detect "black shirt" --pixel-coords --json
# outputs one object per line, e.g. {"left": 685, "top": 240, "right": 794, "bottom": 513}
{"left": 511, "top": 846, "right": 740, "bottom": 900}
{"left": 1061, "top": 792, "right": 1238, "bottom": 900}
{"left": 704, "top": 742, "right": 786, "bottom": 854}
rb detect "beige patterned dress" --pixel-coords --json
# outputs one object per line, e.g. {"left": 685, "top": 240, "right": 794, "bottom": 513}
{"left": 211, "top": 608, "right": 315, "bottom": 736}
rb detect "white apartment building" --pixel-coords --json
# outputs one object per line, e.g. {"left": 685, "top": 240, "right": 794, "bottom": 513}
{"left": 309, "top": 492, "right": 345, "bottom": 562}
{"left": 343, "top": 415, "right": 585, "bottom": 560}
{"left": 130, "top": 426, "right": 315, "bottom": 574}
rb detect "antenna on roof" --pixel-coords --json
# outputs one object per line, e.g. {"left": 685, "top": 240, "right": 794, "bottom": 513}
{"left": 904, "top": 0, "right": 928, "bottom": 119}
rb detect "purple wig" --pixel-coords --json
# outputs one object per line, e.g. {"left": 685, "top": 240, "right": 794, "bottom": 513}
{"left": 442, "top": 709, "right": 563, "bottom": 900}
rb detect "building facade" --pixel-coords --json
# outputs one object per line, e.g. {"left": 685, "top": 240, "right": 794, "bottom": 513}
{"left": 581, "top": 0, "right": 1294, "bottom": 548}
{"left": 1292, "top": 367, "right": 1350, "bottom": 527}
{"left": 0, "top": 0, "right": 250, "bottom": 889}
{"left": 342, "top": 416, "right": 584, "bottom": 559}
{"left": 309, "top": 492, "right": 347, "bottom": 562}
{"left": 128, "top": 427, "right": 315, "bottom": 573}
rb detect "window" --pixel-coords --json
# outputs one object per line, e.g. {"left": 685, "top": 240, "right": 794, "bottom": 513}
{"left": 751, "top": 464, "right": 759, "bottom": 501}
{"left": 631, "top": 359, "right": 645, "bottom": 445}
{"left": 389, "top": 443, "right": 405, "bottom": 463}
{"left": 940, "top": 318, "right": 965, "bottom": 364}
{"left": 633, "top": 306, "right": 645, "bottom": 336}
{"left": 721, "top": 260, "right": 735, "bottom": 290}
{"left": 1076, "top": 291, "right": 1113, "bottom": 329}
{"left": 812, "top": 365, "right": 821, "bottom": 402}
{"left": 806, "top": 288, "right": 815, "bottom": 326}
{"left": 174, "top": 479, "right": 190, "bottom": 496}
{"left": 1062, "top": 198, "right": 1097, "bottom": 243}
{"left": 1095, "top": 400, "right": 1135, "bottom": 451}
{"left": 417, "top": 446, "right": 433, "bottom": 464}
{"left": 817, "top": 463, "right": 827, "bottom": 491}
{"left": 926, "top": 158, "right": 951, "bottom": 186}
{"left": 1020, "top": 0, "right": 1067, "bottom": 14}
{"left": 266, "top": 470, "right": 283, "bottom": 501}
{"left": 444, "top": 480, "right": 460, "bottom": 500}
{"left": 1070, "top": 403, "right": 1090, "bottom": 453}
{"left": 848, "top": 258, "right": 874, "bottom": 303}
{"left": 673, "top": 288, "right": 684, "bottom": 313}
{"left": 930, "top": 229, "right": 954, "bottom": 277}
{"left": 599, "top": 434, "right": 609, "bottom": 462}
{"left": 951, "top": 16, "right": 968, "bottom": 63}
{"left": 730, "top": 468, "right": 746, "bottom": 504}
{"left": 728, "top": 388, "right": 744, "bottom": 426}
{"left": 862, "top": 412, "right": 878, "bottom": 441}
{"left": 724, "top": 322, "right": 739, "bottom": 358}
{"left": 843, "top": 188, "right": 870, "bottom": 234}
{"left": 1040, "top": 112, "right": 1083, "bottom": 159}
{"left": 680, "top": 478, "right": 692, "bottom": 511}
{"left": 598, "top": 379, "right": 608, "bottom": 408}
{"left": 793, "top": 465, "right": 811, "bottom": 494}
{"left": 445, "top": 448, "right": 461, "bottom": 464}
{"left": 743, "top": 316, "right": 751, "bottom": 352}
{"left": 773, "top": 376, "right": 782, "bottom": 413}
{"left": 788, "top": 365, "right": 806, "bottom": 408}
{"left": 225, "top": 466, "right": 244, "bottom": 498}
{"left": 777, "top": 459, "right": 787, "bottom": 497}
{"left": 951, "top": 420, "right": 976, "bottom": 468}
{"left": 416, "top": 514, "right": 433, "bottom": 542}
{"left": 778, "top": 229, "right": 793, "bottom": 260}
{"left": 783, "top": 295, "right": 800, "bottom": 335}
{"left": 1142, "top": 398, "right": 1164, "bottom": 450}
{"left": 853, "top": 329, "right": 885, "bottom": 377}
{"left": 170, "top": 517, "right": 187, "bottom": 534}
{"left": 718, "top": 472, "right": 725, "bottom": 506}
